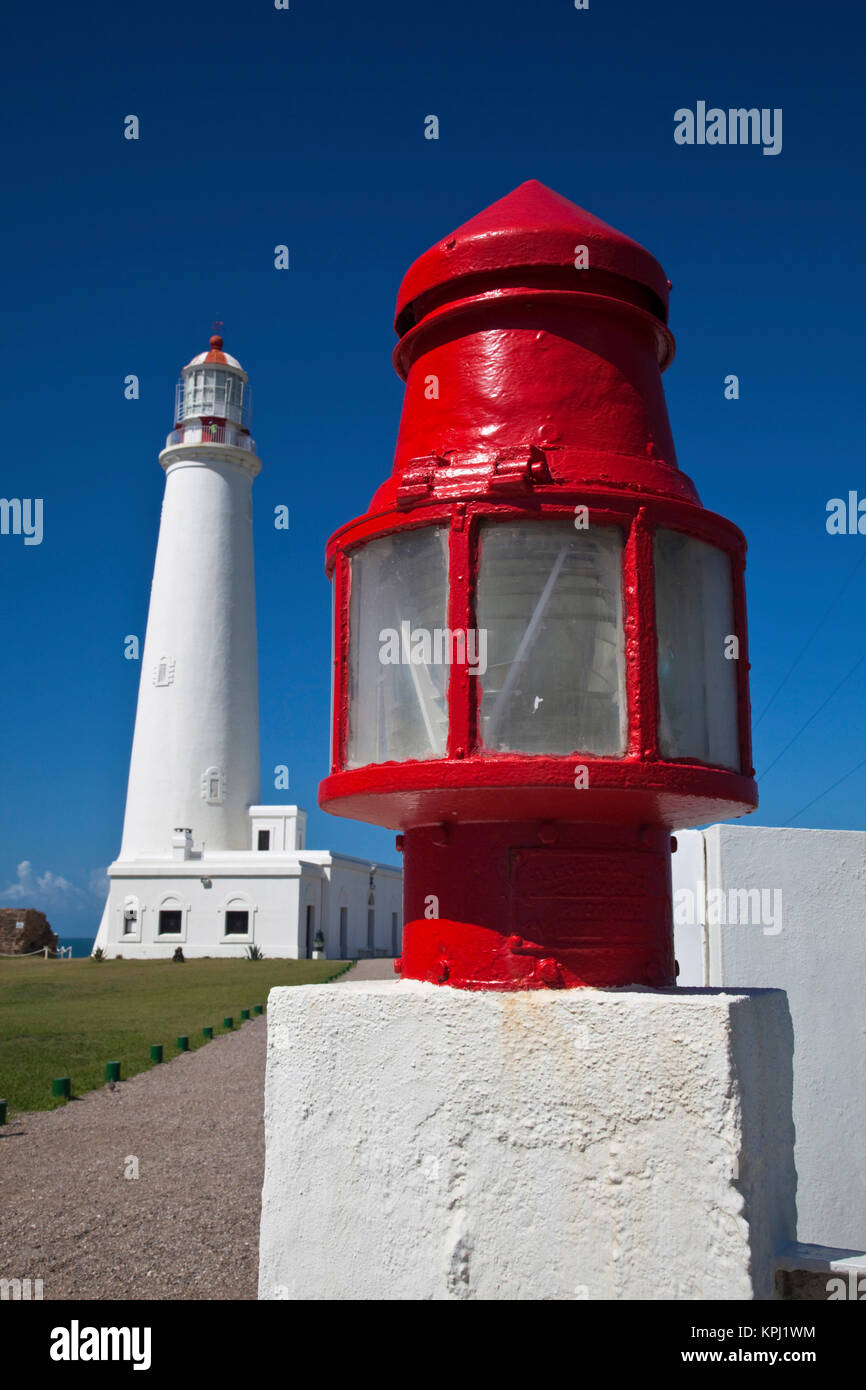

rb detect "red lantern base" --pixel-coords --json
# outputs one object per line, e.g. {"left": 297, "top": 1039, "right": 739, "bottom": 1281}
{"left": 395, "top": 820, "right": 676, "bottom": 990}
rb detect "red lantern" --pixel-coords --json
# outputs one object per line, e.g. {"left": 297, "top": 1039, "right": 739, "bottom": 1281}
{"left": 319, "top": 181, "right": 757, "bottom": 990}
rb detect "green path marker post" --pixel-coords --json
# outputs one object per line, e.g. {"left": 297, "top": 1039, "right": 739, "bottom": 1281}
{"left": 52, "top": 1077, "right": 71, "bottom": 1100}
{"left": 0, "top": 1099, "right": 7, "bottom": 1125}
{"left": 253, "top": 1004, "right": 263, "bottom": 1016}
{"left": 177, "top": 1036, "right": 189, "bottom": 1051}
{"left": 241, "top": 1009, "right": 250, "bottom": 1021}
{"left": 223, "top": 1017, "right": 234, "bottom": 1030}
{"left": 150, "top": 1044, "right": 163, "bottom": 1063}
{"left": 105, "top": 1062, "right": 121, "bottom": 1083}
{"left": 202, "top": 1026, "right": 213, "bottom": 1040}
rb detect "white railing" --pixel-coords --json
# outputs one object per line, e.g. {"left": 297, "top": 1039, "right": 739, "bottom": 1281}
{"left": 165, "top": 425, "right": 257, "bottom": 453}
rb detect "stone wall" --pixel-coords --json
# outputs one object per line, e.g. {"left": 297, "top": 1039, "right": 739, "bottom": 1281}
{"left": 0, "top": 908, "right": 58, "bottom": 956}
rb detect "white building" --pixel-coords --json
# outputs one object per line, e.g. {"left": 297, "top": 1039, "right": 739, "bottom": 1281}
{"left": 93, "top": 335, "right": 401, "bottom": 960}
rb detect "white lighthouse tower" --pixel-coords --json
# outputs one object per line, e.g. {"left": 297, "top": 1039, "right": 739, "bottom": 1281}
{"left": 120, "top": 334, "right": 260, "bottom": 858}
{"left": 94, "top": 334, "right": 402, "bottom": 959}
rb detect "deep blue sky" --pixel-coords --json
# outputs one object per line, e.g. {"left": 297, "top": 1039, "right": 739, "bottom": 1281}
{"left": 1, "top": 0, "right": 864, "bottom": 937}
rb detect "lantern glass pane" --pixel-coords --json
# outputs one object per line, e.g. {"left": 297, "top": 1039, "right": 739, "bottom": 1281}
{"left": 654, "top": 530, "right": 740, "bottom": 769}
{"left": 347, "top": 526, "right": 449, "bottom": 767}
{"left": 476, "top": 521, "right": 626, "bottom": 755}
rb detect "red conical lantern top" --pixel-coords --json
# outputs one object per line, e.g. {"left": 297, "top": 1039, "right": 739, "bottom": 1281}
{"left": 395, "top": 179, "right": 672, "bottom": 349}
{"left": 370, "top": 179, "right": 693, "bottom": 513}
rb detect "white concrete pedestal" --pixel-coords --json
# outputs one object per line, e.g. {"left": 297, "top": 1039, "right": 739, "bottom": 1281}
{"left": 258, "top": 982, "right": 796, "bottom": 1300}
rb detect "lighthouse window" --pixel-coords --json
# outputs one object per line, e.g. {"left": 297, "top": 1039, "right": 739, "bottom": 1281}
{"left": 347, "top": 526, "right": 449, "bottom": 767}
{"left": 654, "top": 530, "right": 740, "bottom": 770}
{"left": 212, "top": 372, "right": 228, "bottom": 416}
{"left": 158, "top": 910, "right": 182, "bottom": 935}
{"left": 225, "top": 910, "right": 249, "bottom": 936}
{"left": 185, "top": 371, "right": 204, "bottom": 415}
{"left": 476, "top": 521, "right": 626, "bottom": 756}
{"left": 202, "top": 767, "right": 224, "bottom": 804}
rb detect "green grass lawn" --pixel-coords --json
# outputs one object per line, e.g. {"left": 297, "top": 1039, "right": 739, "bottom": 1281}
{"left": 0, "top": 956, "right": 351, "bottom": 1114}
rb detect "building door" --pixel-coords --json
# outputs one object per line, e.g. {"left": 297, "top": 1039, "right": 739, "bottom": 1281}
{"left": 305, "top": 904, "right": 315, "bottom": 958}
{"left": 339, "top": 906, "right": 348, "bottom": 959}
{"left": 366, "top": 906, "right": 375, "bottom": 953}
{"left": 391, "top": 911, "right": 398, "bottom": 957}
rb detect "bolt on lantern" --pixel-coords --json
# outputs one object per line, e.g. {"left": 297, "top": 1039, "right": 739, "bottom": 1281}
{"left": 320, "top": 180, "right": 757, "bottom": 990}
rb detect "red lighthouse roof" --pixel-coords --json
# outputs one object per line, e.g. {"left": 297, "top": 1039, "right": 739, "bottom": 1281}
{"left": 395, "top": 179, "right": 671, "bottom": 335}
{"left": 183, "top": 334, "right": 245, "bottom": 372}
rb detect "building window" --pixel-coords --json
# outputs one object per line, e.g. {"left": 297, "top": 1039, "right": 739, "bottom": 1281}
{"left": 391, "top": 911, "right": 398, "bottom": 956}
{"left": 154, "top": 657, "right": 175, "bottom": 687}
{"left": 339, "top": 906, "right": 348, "bottom": 958}
{"left": 225, "top": 910, "right": 249, "bottom": 936}
{"left": 257, "top": 829, "right": 271, "bottom": 851}
{"left": 158, "top": 910, "right": 182, "bottom": 935}
{"left": 305, "top": 904, "right": 315, "bottom": 958}
{"left": 367, "top": 907, "right": 375, "bottom": 952}
{"left": 122, "top": 896, "right": 140, "bottom": 936}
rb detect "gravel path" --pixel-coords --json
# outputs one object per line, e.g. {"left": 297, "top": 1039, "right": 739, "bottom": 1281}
{"left": 0, "top": 1017, "right": 267, "bottom": 1301}
{"left": 340, "top": 957, "right": 397, "bottom": 981}
{"left": 0, "top": 961, "right": 397, "bottom": 1301}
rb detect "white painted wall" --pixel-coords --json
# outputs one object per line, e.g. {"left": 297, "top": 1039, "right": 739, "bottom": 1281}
{"left": 259, "top": 981, "right": 796, "bottom": 1300}
{"left": 320, "top": 858, "right": 403, "bottom": 960}
{"left": 101, "top": 863, "right": 300, "bottom": 958}
{"left": 249, "top": 807, "right": 306, "bottom": 853}
{"left": 120, "top": 447, "right": 261, "bottom": 859}
{"left": 95, "top": 831, "right": 402, "bottom": 961}
{"left": 672, "top": 824, "right": 866, "bottom": 1250}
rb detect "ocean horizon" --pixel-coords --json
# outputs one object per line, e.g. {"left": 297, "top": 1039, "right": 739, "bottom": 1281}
{"left": 59, "top": 937, "right": 96, "bottom": 959}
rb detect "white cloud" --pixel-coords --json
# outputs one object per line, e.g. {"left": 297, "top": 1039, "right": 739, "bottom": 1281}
{"left": 1, "top": 860, "right": 107, "bottom": 913}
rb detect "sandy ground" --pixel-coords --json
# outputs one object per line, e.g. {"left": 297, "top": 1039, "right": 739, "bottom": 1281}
{"left": 0, "top": 960, "right": 395, "bottom": 1301}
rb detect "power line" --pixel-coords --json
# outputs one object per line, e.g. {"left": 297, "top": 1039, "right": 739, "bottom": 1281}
{"left": 759, "top": 646, "right": 866, "bottom": 781}
{"left": 753, "top": 548, "right": 866, "bottom": 732}
{"left": 783, "top": 754, "right": 866, "bottom": 827}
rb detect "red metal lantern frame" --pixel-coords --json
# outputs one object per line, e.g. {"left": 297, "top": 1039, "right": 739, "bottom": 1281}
{"left": 321, "top": 492, "right": 754, "bottom": 833}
